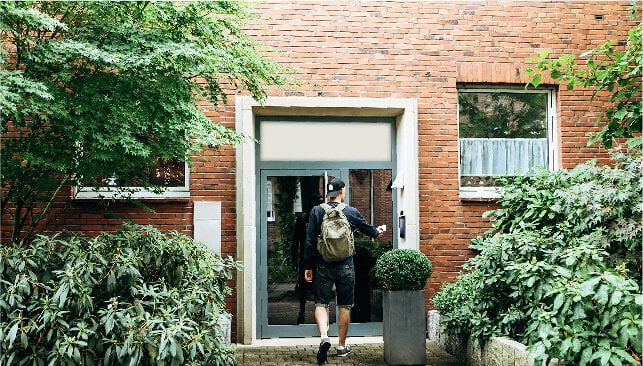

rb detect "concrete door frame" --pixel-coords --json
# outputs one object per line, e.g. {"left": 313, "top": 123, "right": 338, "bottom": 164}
{"left": 235, "top": 96, "right": 419, "bottom": 344}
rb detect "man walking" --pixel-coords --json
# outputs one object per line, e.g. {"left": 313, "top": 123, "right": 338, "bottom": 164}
{"left": 304, "top": 178, "right": 383, "bottom": 363}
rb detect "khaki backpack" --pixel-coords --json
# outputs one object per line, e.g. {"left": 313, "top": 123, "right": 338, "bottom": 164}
{"left": 317, "top": 203, "right": 355, "bottom": 262}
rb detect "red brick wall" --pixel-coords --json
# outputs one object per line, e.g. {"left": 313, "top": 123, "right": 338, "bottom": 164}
{"left": 3, "top": 1, "right": 636, "bottom": 342}
{"left": 243, "top": 0, "right": 636, "bottom": 309}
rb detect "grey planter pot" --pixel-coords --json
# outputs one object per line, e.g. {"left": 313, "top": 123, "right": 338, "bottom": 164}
{"left": 383, "top": 290, "right": 427, "bottom": 365}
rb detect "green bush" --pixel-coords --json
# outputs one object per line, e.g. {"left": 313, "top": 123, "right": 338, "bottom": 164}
{"left": 0, "top": 225, "right": 239, "bottom": 366}
{"left": 433, "top": 153, "right": 643, "bottom": 366}
{"left": 431, "top": 272, "right": 477, "bottom": 336}
{"left": 373, "top": 248, "right": 432, "bottom": 291}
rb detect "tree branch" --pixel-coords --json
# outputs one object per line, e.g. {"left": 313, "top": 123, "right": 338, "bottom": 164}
{"left": 10, "top": 199, "right": 24, "bottom": 244}
{"left": 1, "top": 185, "right": 15, "bottom": 217}
{"left": 34, "top": 182, "right": 80, "bottom": 243}
{"left": 23, "top": 176, "right": 70, "bottom": 243}
{"left": 48, "top": 5, "right": 75, "bottom": 41}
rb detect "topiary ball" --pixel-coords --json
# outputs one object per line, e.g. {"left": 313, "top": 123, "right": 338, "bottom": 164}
{"left": 373, "top": 248, "right": 432, "bottom": 291}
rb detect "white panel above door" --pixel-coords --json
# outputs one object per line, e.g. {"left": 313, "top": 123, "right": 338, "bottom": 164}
{"left": 259, "top": 121, "right": 392, "bottom": 161}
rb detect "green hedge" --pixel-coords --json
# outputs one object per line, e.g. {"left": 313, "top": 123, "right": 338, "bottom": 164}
{"left": 433, "top": 154, "right": 642, "bottom": 366}
{"left": 373, "top": 248, "right": 432, "bottom": 291}
{"left": 0, "top": 225, "right": 239, "bottom": 365}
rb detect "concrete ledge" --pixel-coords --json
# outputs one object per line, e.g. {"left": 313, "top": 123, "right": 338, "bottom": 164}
{"left": 236, "top": 336, "right": 384, "bottom": 348}
{"left": 427, "top": 310, "right": 565, "bottom": 366}
{"left": 220, "top": 313, "right": 232, "bottom": 345}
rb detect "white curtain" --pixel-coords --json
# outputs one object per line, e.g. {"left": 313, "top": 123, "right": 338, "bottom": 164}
{"left": 460, "top": 138, "right": 548, "bottom": 176}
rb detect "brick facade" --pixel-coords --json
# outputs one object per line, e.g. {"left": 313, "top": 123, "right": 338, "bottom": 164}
{"left": 3, "top": 1, "right": 636, "bottom": 342}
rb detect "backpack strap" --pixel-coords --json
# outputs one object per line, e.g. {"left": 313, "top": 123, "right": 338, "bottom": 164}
{"left": 320, "top": 203, "right": 332, "bottom": 214}
{"left": 321, "top": 202, "right": 346, "bottom": 214}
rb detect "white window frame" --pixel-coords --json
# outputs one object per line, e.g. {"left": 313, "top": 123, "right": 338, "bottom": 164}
{"left": 74, "top": 162, "right": 190, "bottom": 199}
{"left": 266, "top": 180, "right": 275, "bottom": 222}
{"left": 293, "top": 180, "right": 303, "bottom": 213}
{"left": 457, "top": 87, "right": 558, "bottom": 199}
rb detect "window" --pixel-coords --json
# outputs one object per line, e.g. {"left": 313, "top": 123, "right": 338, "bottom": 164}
{"left": 458, "top": 87, "right": 557, "bottom": 199}
{"left": 75, "top": 160, "right": 190, "bottom": 199}
{"left": 266, "top": 180, "right": 275, "bottom": 221}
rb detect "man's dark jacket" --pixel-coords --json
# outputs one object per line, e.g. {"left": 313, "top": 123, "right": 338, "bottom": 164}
{"left": 303, "top": 201, "right": 379, "bottom": 270}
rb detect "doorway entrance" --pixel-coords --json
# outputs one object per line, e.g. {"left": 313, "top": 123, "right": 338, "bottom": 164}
{"left": 258, "top": 169, "right": 394, "bottom": 338}
{"left": 235, "top": 97, "right": 420, "bottom": 344}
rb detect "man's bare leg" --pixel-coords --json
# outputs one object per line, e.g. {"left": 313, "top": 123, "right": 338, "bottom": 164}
{"left": 315, "top": 305, "right": 332, "bottom": 363}
{"left": 337, "top": 306, "right": 350, "bottom": 347}
{"left": 315, "top": 305, "right": 329, "bottom": 338}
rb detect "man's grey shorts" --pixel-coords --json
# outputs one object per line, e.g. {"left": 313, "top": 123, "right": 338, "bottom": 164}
{"left": 314, "top": 262, "right": 355, "bottom": 308}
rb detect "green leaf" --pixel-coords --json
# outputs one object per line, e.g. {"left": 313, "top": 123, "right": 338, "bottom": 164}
{"left": 614, "top": 349, "right": 638, "bottom": 365}
{"left": 595, "top": 284, "right": 609, "bottom": 305}
{"left": 601, "top": 350, "right": 611, "bottom": 365}
{"left": 614, "top": 109, "right": 627, "bottom": 120}
{"left": 574, "top": 303, "right": 587, "bottom": 319}
{"left": 581, "top": 347, "right": 594, "bottom": 366}
{"left": 553, "top": 293, "right": 565, "bottom": 310}
{"left": 530, "top": 343, "right": 547, "bottom": 360}
{"left": 561, "top": 337, "right": 572, "bottom": 353}
{"left": 105, "top": 316, "right": 114, "bottom": 335}
{"left": 626, "top": 136, "right": 642, "bottom": 150}
{"left": 610, "top": 354, "right": 623, "bottom": 366}
{"left": 20, "top": 332, "right": 28, "bottom": 348}
{"left": 556, "top": 267, "right": 571, "bottom": 278}
{"left": 610, "top": 291, "right": 623, "bottom": 306}
{"left": 579, "top": 277, "right": 601, "bottom": 297}
{"left": 531, "top": 74, "right": 542, "bottom": 87}
{"left": 7, "top": 323, "right": 19, "bottom": 345}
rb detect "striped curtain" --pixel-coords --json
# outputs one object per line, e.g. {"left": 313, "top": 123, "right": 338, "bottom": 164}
{"left": 460, "top": 138, "right": 548, "bottom": 176}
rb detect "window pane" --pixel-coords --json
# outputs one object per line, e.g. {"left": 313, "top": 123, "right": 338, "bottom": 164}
{"left": 98, "top": 160, "right": 185, "bottom": 187}
{"left": 458, "top": 92, "right": 548, "bottom": 187}
{"left": 459, "top": 92, "right": 547, "bottom": 139}
{"left": 149, "top": 160, "right": 186, "bottom": 187}
{"left": 260, "top": 121, "right": 392, "bottom": 161}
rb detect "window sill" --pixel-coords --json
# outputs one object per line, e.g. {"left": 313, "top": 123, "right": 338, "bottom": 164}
{"left": 459, "top": 187, "right": 501, "bottom": 202}
{"left": 74, "top": 188, "right": 190, "bottom": 200}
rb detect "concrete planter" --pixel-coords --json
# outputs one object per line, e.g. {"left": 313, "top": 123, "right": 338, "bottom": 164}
{"left": 383, "top": 290, "right": 427, "bottom": 365}
{"left": 427, "top": 310, "right": 565, "bottom": 366}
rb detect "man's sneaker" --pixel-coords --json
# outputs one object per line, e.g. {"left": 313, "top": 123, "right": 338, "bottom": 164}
{"left": 336, "top": 344, "right": 351, "bottom": 357}
{"left": 317, "top": 338, "right": 331, "bottom": 363}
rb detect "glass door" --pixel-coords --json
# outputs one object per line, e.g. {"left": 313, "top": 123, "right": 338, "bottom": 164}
{"left": 258, "top": 168, "right": 394, "bottom": 338}
{"left": 259, "top": 169, "right": 341, "bottom": 338}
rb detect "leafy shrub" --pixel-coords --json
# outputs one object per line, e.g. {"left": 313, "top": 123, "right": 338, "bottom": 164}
{"left": 0, "top": 225, "right": 239, "bottom": 365}
{"left": 433, "top": 154, "right": 643, "bottom": 366}
{"left": 431, "top": 272, "right": 477, "bottom": 336}
{"left": 373, "top": 249, "right": 432, "bottom": 291}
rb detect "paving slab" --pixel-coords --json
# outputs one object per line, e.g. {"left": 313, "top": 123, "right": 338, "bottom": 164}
{"left": 236, "top": 341, "right": 463, "bottom": 365}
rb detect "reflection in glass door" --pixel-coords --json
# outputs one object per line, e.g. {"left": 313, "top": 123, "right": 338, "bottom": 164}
{"left": 348, "top": 169, "right": 393, "bottom": 325}
{"left": 260, "top": 170, "right": 341, "bottom": 338}
{"left": 259, "top": 169, "right": 394, "bottom": 338}
{"left": 265, "top": 174, "right": 338, "bottom": 327}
